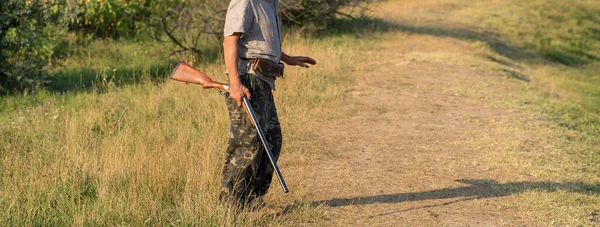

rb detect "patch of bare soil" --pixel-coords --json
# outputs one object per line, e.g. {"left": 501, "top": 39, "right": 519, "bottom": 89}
{"left": 296, "top": 7, "right": 538, "bottom": 226}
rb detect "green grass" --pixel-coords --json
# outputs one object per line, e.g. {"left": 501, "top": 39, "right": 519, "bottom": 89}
{"left": 421, "top": 0, "right": 600, "bottom": 178}
{"left": 460, "top": 1, "right": 600, "bottom": 224}
{"left": 457, "top": 0, "right": 600, "bottom": 119}
{"left": 48, "top": 39, "right": 174, "bottom": 92}
{"left": 397, "top": 0, "right": 600, "bottom": 137}
{"left": 389, "top": 0, "right": 600, "bottom": 131}
{"left": 474, "top": 1, "right": 600, "bottom": 172}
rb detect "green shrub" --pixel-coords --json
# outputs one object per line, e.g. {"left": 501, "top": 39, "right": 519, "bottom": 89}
{"left": 70, "top": 0, "right": 179, "bottom": 39}
{"left": 280, "top": 0, "right": 375, "bottom": 29}
{"left": 0, "top": 0, "right": 376, "bottom": 93}
{"left": 0, "top": 0, "right": 69, "bottom": 94}
{"left": 147, "top": 0, "right": 377, "bottom": 58}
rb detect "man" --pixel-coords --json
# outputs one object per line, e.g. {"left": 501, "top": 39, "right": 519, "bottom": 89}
{"left": 220, "top": 0, "right": 317, "bottom": 207}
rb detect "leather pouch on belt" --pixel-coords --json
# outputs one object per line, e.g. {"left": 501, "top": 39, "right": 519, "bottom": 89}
{"left": 252, "top": 58, "right": 284, "bottom": 79}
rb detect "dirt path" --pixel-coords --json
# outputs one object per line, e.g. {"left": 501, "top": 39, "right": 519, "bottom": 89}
{"left": 301, "top": 1, "right": 536, "bottom": 226}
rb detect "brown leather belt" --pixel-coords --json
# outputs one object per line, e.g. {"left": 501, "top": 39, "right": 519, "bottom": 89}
{"left": 248, "top": 57, "right": 284, "bottom": 78}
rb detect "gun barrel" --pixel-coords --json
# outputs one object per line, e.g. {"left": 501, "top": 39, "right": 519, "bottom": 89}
{"left": 243, "top": 97, "right": 289, "bottom": 193}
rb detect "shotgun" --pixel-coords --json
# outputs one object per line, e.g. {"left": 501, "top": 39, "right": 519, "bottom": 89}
{"left": 170, "top": 62, "right": 289, "bottom": 193}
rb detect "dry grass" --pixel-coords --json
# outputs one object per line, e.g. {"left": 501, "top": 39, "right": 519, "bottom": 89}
{"left": 2, "top": 0, "right": 600, "bottom": 225}
{"left": 0, "top": 32, "right": 362, "bottom": 225}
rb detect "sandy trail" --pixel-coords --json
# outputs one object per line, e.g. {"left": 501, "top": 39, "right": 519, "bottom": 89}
{"left": 300, "top": 1, "right": 533, "bottom": 226}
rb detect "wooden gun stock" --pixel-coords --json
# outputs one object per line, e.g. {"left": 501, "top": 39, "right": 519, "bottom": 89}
{"left": 171, "top": 62, "right": 230, "bottom": 91}
{"left": 170, "top": 62, "right": 289, "bottom": 193}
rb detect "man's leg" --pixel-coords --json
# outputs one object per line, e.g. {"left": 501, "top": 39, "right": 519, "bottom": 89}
{"left": 252, "top": 90, "right": 283, "bottom": 198}
{"left": 220, "top": 74, "right": 273, "bottom": 204}
{"left": 221, "top": 98, "right": 259, "bottom": 204}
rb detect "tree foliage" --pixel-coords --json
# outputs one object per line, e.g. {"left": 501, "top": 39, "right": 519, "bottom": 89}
{"left": 0, "top": 0, "right": 70, "bottom": 94}
{"left": 149, "top": 0, "right": 377, "bottom": 57}
{"left": 280, "top": 0, "right": 375, "bottom": 29}
{"left": 145, "top": 0, "right": 228, "bottom": 58}
{"left": 0, "top": 0, "right": 375, "bottom": 93}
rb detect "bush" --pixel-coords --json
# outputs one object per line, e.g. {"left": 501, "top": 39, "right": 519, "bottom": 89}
{"left": 0, "top": 0, "right": 69, "bottom": 94}
{"left": 149, "top": 0, "right": 377, "bottom": 58}
{"left": 70, "top": 0, "right": 179, "bottom": 39}
{"left": 280, "top": 0, "right": 376, "bottom": 29}
{"left": 71, "top": 0, "right": 145, "bottom": 38}
{"left": 144, "top": 0, "right": 226, "bottom": 59}
{"left": 0, "top": 0, "right": 376, "bottom": 93}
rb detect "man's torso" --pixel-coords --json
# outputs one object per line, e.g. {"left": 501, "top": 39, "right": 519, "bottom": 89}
{"left": 224, "top": 0, "right": 282, "bottom": 89}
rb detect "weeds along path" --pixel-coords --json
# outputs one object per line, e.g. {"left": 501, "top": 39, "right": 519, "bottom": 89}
{"left": 296, "top": 0, "right": 600, "bottom": 226}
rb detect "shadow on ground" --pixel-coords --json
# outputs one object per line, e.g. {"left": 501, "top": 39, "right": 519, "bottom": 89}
{"left": 330, "top": 17, "right": 598, "bottom": 67}
{"left": 20, "top": 14, "right": 596, "bottom": 95}
{"left": 44, "top": 41, "right": 222, "bottom": 94}
{"left": 48, "top": 63, "right": 174, "bottom": 93}
{"left": 304, "top": 179, "right": 599, "bottom": 216}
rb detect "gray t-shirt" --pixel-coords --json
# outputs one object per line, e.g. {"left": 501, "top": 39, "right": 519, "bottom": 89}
{"left": 224, "top": 0, "right": 282, "bottom": 89}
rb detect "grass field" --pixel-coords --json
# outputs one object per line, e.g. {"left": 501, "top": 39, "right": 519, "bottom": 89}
{"left": 1, "top": 0, "right": 600, "bottom": 225}
{"left": 0, "top": 30, "right": 366, "bottom": 225}
{"left": 432, "top": 0, "right": 600, "bottom": 176}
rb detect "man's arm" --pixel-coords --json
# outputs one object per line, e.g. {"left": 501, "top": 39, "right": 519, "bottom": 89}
{"left": 281, "top": 52, "right": 317, "bottom": 68}
{"left": 224, "top": 33, "right": 251, "bottom": 107}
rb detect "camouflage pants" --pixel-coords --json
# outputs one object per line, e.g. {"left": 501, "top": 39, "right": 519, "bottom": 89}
{"left": 221, "top": 73, "right": 282, "bottom": 203}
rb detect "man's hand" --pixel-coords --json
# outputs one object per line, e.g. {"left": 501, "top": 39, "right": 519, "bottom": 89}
{"left": 229, "top": 82, "right": 251, "bottom": 107}
{"left": 281, "top": 53, "right": 317, "bottom": 68}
